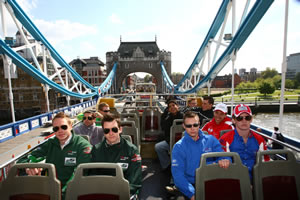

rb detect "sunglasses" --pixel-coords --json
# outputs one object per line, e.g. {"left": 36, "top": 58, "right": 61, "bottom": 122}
{"left": 103, "top": 127, "right": 119, "bottom": 134}
{"left": 236, "top": 115, "right": 252, "bottom": 121}
{"left": 83, "top": 116, "right": 94, "bottom": 120}
{"left": 184, "top": 123, "right": 200, "bottom": 128}
{"left": 53, "top": 125, "right": 68, "bottom": 132}
{"left": 102, "top": 110, "right": 110, "bottom": 113}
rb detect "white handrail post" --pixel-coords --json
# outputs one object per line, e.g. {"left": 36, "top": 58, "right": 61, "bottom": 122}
{"left": 279, "top": 0, "right": 289, "bottom": 132}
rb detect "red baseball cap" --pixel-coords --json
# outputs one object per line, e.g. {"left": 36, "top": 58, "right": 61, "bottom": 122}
{"left": 233, "top": 104, "right": 252, "bottom": 117}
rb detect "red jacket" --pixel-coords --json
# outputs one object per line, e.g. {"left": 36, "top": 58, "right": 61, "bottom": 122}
{"left": 202, "top": 116, "right": 233, "bottom": 139}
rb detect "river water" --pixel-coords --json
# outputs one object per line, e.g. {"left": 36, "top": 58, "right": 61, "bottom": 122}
{"left": 252, "top": 112, "right": 300, "bottom": 140}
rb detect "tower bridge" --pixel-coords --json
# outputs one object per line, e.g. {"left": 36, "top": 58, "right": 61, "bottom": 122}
{"left": 106, "top": 40, "right": 171, "bottom": 94}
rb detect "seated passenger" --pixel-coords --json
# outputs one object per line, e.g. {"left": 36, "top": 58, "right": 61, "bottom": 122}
{"left": 155, "top": 100, "right": 183, "bottom": 171}
{"left": 202, "top": 103, "right": 233, "bottom": 139}
{"left": 76, "top": 102, "right": 110, "bottom": 126}
{"left": 219, "top": 104, "right": 269, "bottom": 181}
{"left": 18, "top": 112, "right": 92, "bottom": 198}
{"left": 91, "top": 113, "right": 142, "bottom": 196}
{"left": 172, "top": 111, "right": 230, "bottom": 200}
{"left": 182, "top": 98, "right": 200, "bottom": 113}
{"left": 197, "top": 96, "right": 214, "bottom": 125}
{"left": 73, "top": 110, "right": 104, "bottom": 145}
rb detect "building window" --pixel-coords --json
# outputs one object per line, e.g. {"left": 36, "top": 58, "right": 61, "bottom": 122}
{"left": 33, "top": 94, "right": 38, "bottom": 101}
{"left": 19, "top": 94, "right": 23, "bottom": 102}
{"left": 149, "top": 63, "right": 152, "bottom": 68}
{"left": 125, "top": 63, "right": 129, "bottom": 69}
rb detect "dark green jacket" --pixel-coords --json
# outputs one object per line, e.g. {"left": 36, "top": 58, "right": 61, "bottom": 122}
{"left": 18, "top": 132, "right": 92, "bottom": 188}
{"left": 91, "top": 136, "right": 142, "bottom": 194}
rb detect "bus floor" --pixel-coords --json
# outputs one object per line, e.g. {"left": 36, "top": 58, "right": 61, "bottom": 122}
{"left": 140, "top": 158, "right": 186, "bottom": 200}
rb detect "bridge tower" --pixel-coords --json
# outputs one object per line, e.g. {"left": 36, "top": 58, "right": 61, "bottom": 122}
{"left": 106, "top": 40, "right": 171, "bottom": 93}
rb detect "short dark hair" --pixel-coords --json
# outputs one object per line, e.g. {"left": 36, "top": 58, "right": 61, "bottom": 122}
{"left": 203, "top": 96, "right": 214, "bottom": 105}
{"left": 167, "top": 100, "right": 178, "bottom": 107}
{"left": 52, "top": 112, "right": 72, "bottom": 125}
{"left": 101, "top": 113, "right": 121, "bottom": 128}
{"left": 183, "top": 111, "right": 199, "bottom": 124}
{"left": 274, "top": 127, "right": 279, "bottom": 131}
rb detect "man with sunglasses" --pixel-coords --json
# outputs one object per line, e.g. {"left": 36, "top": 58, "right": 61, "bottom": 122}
{"left": 18, "top": 112, "right": 92, "bottom": 198}
{"left": 73, "top": 110, "right": 104, "bottom": 145}
{"left": 219, "top": 104, "right": 269, "bottom": 181}
{"left": 171, "top": 111, "right": 230, "bottom": 200}
{"left": 91, "top": 113, "right": 142, "bottom": 197}
{"left": 202, "top": 103, "right": 233, "bottom": 139}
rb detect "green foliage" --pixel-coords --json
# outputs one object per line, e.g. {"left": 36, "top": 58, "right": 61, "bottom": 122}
{"left": 144, "top": 75, "right": 152, "bottom": 83}
{"left": 259, "top": 81, "right": 276, "bottom": 96}
{"left": 285, "top": 79, "right": 295, "bottom": 89}
{"left": 261, "top": 67, "right": 278, "bottom": 79}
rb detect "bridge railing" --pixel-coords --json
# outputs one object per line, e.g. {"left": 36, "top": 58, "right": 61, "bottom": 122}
{"left": 0, "top": 99, "right": 97, "bottom": 143}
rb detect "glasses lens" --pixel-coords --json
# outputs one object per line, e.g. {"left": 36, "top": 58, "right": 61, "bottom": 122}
{"left": 185, "top": 124, "right": 192, "bottom": 128}
{"left": 61, "top": 125, "right": 68, "bottom": 130}
{"left": 88, "top": 116, "right": 93, "bottom": 120}
{"left": 112, "top": 127, "right": 119, "bottom": 133}
{"left": 103, "top": 128, "right": 110, "bottom": 134}
{"left": 236, "top": 116, "right": 252, "bottom": 121}
{"left": 193, "top": 123, "right": 199, "bottom": 127}
{"left": 83, "top": 117, "right": 87, "bottom": 120}
{"left": 53, "top": 126, "right": 59, "bottom": 132}
{"left": 245, "top": 116, "right": 252, "bottom": 121}
{"left": 103, "top": 110, "right": 110, "bottom": 113}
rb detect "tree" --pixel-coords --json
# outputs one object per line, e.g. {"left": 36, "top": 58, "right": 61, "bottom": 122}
{"left": 261, "top": 67, "right": 278, "bottom": 79}
{"left": 144, "top": 75, "right": 152, "bottom": 83}
{"left": 259, "top": 82, "right": 275, "bottom": 97}
{"left": 285, "top": 79, "right": 294, "bottom": 89}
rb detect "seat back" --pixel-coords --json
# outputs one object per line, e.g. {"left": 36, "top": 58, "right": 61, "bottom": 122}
{"left": 65, "top": 163, "right": 130, "bottom": 200}
{"left": 169, "top": 119, "right": 184, "bottom": 153}
{"left": 141, "top": 107, "right": 162, "bottom": 141}
{"left": 121, "top": 135, "right": 133, "bottom": 143}
{"left": 120, "top": 113, "right": 140, "bottom": 136}
{"left": 195, "top": 152, "right": 253, "bottom": 200}
{"left": 253, "top": 150, "right": 300, "bottom": 200}
{"left": 200, "top": 118, "right": 211, "bottom": 128}
{"left": 120, "top": 121, "right": 140, "bottom": 151}
{"left": 79, "top": 135, "right": 90, "bottom": 143}
{"left": 0, "top": 163, "right": 61, "bottom": 200}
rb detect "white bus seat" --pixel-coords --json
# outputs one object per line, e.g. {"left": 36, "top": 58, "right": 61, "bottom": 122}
{"left": 0, "top": 163, "right": 61, "bottom": 200}
{"left": 121, "top": 107, "right": 140, "bottom": 118}
{"left": 79, "top": 135, "right": 90, "bottom": 143}
{"left": 253, "top": 150, "right": 300, "bottom": 200}
{"left": 195, "top": 152, "right": 253, "bottom": 200}
{"left": 121, "top": 134, "right": 133, "bottom": 143}
{"left": 141, "top": 107, "right": 162, "bottom": 141}
{"left": 169, "top": 119, "right": 184, "bottom": 153}
{"left": 121, "top": 113, "right": 140, "bottom": 136}
{"left": 200, "top": 118, "right": 211, "bottom": 128}
{"left": 121, "top": 121, "right": 140, "bottom": 152}
{"left": 65, "top": 163, "right": 130, "bottom": 200}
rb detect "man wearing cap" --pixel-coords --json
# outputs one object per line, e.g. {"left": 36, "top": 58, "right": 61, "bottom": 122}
{"left": 201, "top": 103, "right": 233, "bottom": 139}
{"left": 73, "top": 110, "right": 104, "bottom": 145}
{"left": 219, "top": 104, "right": 269, "bottom": 180}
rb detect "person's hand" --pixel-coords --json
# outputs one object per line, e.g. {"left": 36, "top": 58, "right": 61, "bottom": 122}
{"left": 218, "top": 159, "right": 230, "bottom": 169}
{"left": 190, "top": 195, "right": 195, "bottom": 200}
{"left": 25, "top": 168, "right": 43, "bottom": 176}
{"left": 93, "top": 112, "right": 103, "bottom": 119}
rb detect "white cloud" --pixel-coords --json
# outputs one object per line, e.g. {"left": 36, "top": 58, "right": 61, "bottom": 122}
{"left": 109, "top": 13, "right": 122, "bottom": 24}
{"left": 33, "top": 19, "right": 98, "bottom": 45}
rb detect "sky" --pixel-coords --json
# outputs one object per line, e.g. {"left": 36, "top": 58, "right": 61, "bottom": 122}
{"left": 2, "top": 0, "right": 300, "bottom": 76}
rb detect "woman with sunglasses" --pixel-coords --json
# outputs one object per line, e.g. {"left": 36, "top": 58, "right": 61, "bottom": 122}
{"left": 91, "top": 113, "right": 142, "bottom": 198}
{"left": 17, "top": 112, "right": 92, "bottom": 198}
{"left": 171, "top": 111, "right": 230, "bottom": 200}
{"left": 219, "top": 104, "right": 269, "bottom": 182}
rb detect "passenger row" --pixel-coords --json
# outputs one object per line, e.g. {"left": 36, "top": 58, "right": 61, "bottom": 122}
{"left": 1, "top": 149, "right": 299, "bottom": 200}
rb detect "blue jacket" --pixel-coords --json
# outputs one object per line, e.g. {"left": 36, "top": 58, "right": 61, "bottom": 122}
{"left": 171, "top": 130, "right": 225, "bottom": 198}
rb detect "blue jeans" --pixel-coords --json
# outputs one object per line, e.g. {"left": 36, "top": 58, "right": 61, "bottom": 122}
{"left": 155, "top": 140, "right": 170, "bottom": 169}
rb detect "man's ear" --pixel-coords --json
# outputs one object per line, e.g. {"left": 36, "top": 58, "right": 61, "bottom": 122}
{"left": 119, "top": 126, "right": 123, "bottom": 133}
